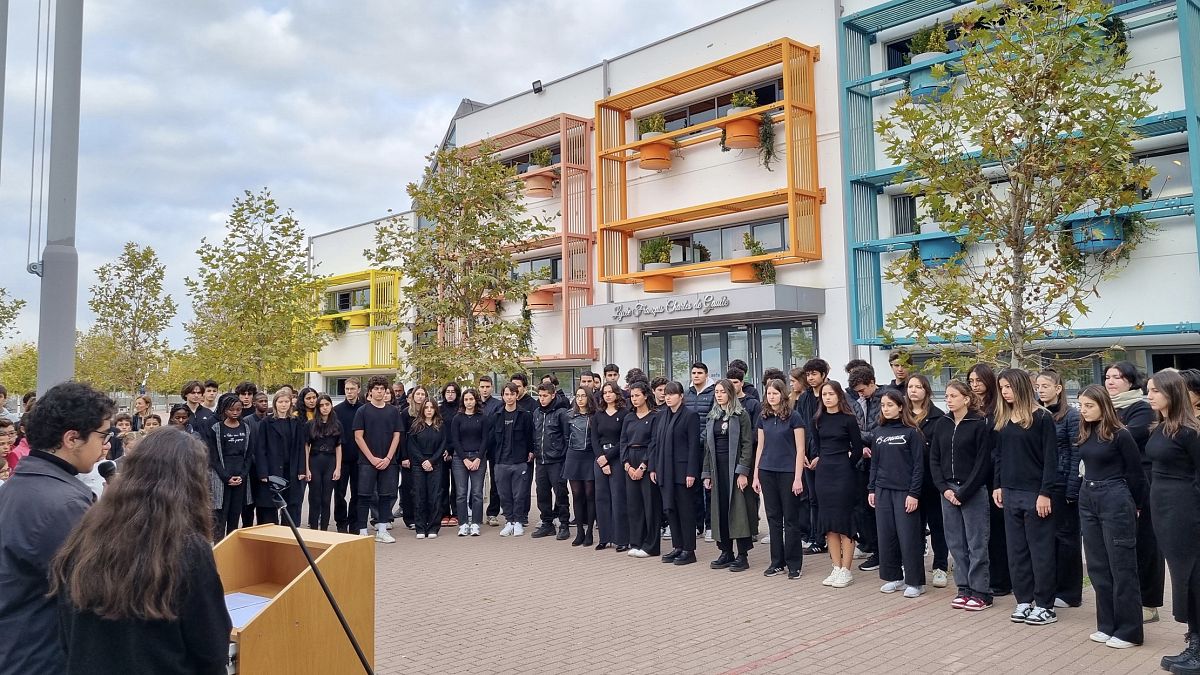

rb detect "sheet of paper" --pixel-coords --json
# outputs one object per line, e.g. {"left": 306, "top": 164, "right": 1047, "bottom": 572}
{"left": 225, "top": 592, "right": 271, "bottom": 629}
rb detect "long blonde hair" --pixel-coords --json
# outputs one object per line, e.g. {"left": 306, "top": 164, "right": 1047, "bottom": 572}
{"left": 995, "top": 368, "right": 1038, "bottom": 431}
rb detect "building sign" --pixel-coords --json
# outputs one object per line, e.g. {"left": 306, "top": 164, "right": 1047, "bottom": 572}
{"left": 612, "top": 294, "right": 732, "bottom": 323}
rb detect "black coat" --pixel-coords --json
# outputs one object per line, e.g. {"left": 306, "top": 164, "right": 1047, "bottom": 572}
{"left": 650, "top": 407, "right": 702, "bottom": 510}
{"left": 253, "top": 415, "right": 305, "bottom": 507}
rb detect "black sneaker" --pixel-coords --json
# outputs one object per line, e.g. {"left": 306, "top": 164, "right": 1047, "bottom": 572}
{"left": 787, "top": 568, "right": 801, "bottom": 580}
{"left": 530, "top": 523, "right": 556, "bottom": 538}
{"left": 858, "top": 554, "right": 880, "bottom": 572}
{"left": 1023, "top": 606, "right": 1057, "bottom": 626}
{"left": 710, "top": 551, "right": 734, "bottom": 569}
{"left": 763, "top": 566, "right": 784, "bottom": 577}
{"left": 803, "top": 543, "right": 827, "bottom": 555}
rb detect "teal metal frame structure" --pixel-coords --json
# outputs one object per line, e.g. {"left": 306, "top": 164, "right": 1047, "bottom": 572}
{"left": 838, "top": 0, "right": 1200, "bottom": 347}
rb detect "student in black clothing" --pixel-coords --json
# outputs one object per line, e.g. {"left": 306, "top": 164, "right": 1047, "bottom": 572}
{"left": 306, "top": 394, "right": 342, "bottom": 532}
{"left": 399, "top": 386, "right": 429, "bottom": 529}
{"left": 653, "top": 381, "right": 702, "bottom": 566}
{"left": 1105, "top": 360, "right": 1164, "bottom": 624}
{"left": 1145, "top": 370, "right": 1200, "bottom": 673}
{"left": 1075, "top": 385, "right": 1148, "bottom": 649}
{"left": 813, "top": 380, "right": 864, "bottom": 589}
{"left": 622, "top": 382, "right": 660, "bottom": 557}
{"left": 727, "top": 359, "right": 759, "bottom": 402}
{"left": 970, "top": 362, "right": 1011, "bottom": 598}
{"left": 563, "top": 388, "right": 596, "bottom": 546}
{"left": 992, "top": 368, "right": 1059, "bottom": 626}
{"left": 532, "top": 384, "right": 571, "bottom": 540}
{"left": 353, "top": 376, "right": 405, "bottom": 543}
{"left": 540, "top": 374, "right": 572, "bottom": 412}
{"left": 868, "top": 390, "right": 926, "bottom": 597}
{"left": 252, "top": 392, "right": 307, "bottom": 526}
{"left": 478, "top": 376, "right": 505, "bottom": 527}
{"left": 593, "top": 382, "right": 630, "bottom": 551}
{"left": 167, "top": 404, "right": 192, "bottom": 431}
{"left": 1036, "top": 369, "right": 1083, "bottom": 609}
{"left": 491, "top": 383, "right": 535, "bottom": 537}
{"left": 848, "top": 366, "right": 882, "bottom": 572}
{"left": 209, "top": 394, "right": 253, "bottom": 540}
{"left": 907, "top": 374, "right": 948, "bottom": 587}
{"left": 752, "top": 379, "right": 806, "bottom": 578}
{"left": 886, "top": 351, "right": 910, "bottom": 392}
{"left": 1184, "top": 369, "right": 1200, "bottom": 417}
{"left": 439, "top": 382, "right": 461, "bottom": 526}
{"left": 703, "top": 379, "right": 757, "bottom": 572}
{"left": 408, "top": 400, "right": 446, "bottom": 539}
{"left": 332, "top": 378, "right": 364, "bottom": 533}
{"left": 451, "top": 388, "right": 488, "bottom": 537}
{"left": 235, "top": 382, "right": 257, "bottom": 419}
{"left": 795, "top": 359, "right": 830, "bottom": 555}
{"left": 511, "top": 373, "right": 538, "bottom": 528}
{"left": 181, "top": 380, "right": 216, "bottom": 443}
{"left": 49, "top": 428, "right": 231, "bottom": 675}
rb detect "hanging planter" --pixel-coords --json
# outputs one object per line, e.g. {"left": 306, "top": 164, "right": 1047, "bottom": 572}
{"left": 906, "top": 22, "right": 951, "bottom": 104}
{"left": 1072, "top": 215, "right": 1125, "bottom": 254}
{"left": 523, "top": 147, "right": 556, "bottom": 198}
{"left": 637, "top": 113, "right": 673, "bottom": 171}
{"left": 348, "top": 313, "right": 370, "bottom": 329}
{"left": 639, "top": 236, "right": 672, "bottom": 271}
{"left": 722, "top": 90, "right": 761, "bottom": 150}
{"left": 526, "top": 289, "right": 555, "bottom": 311}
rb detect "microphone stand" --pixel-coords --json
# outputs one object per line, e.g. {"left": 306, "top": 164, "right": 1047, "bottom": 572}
{"left": 269, "top": 478, "right": 374, "bottom": 675}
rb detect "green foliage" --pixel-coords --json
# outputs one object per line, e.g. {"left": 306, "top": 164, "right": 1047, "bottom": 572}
{"left": 743, "top": 233, "right": 777, "bottom": 285}
{"left": 910, "top": 21, "right": 948, "bottom": 55}
{"left": 875, "top": 0, "right": 1159, "bottom": 370}
{"left": 638, "top": 113, "right": 666, "bottom": 136}
{"left": 639, "top": 237, "right": 672, "bottom": 265}
{"left": 331, "top": 317, "right": 349, "bottom": 336}
{"left": 529, "top": 147, "right": 554, "bottom": 168}
{"left": 759, "top": 117, "right": 777, "bottom": 171}
{"left": 730, "top": 90, "right": 758, "bottom": 109}
{"left": 184, "top": 189, "right": 328, "bottom": 388}
{"left": 0, "top": 288, "right": 26, "bottom": 339}
{"left": 0, "top": 342, "right": 38, "bottom": 395}
{"left": 87, "top": 242, "right": 177, "bottom": 395}
{"left": 75, "top": 329, "right": 123, "bottom": 393}
{"left": 364, "top": 144, "right": 551, "bottom": 386}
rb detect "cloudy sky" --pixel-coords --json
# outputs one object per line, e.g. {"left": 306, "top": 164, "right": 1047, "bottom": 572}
{"left": 0, "top": 0, "right": 754, "bottom": 348}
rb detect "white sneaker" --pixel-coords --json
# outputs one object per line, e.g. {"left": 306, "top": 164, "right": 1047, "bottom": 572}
{"left": 831, "top": 568, "right": 853, "bottom": 588}
{"left": 499, "top": 523, "right": 515, "bottom": 537}
{"left": 359, "top": 528, "right": 370, "bottom": 536}
{"left": 629, "top": 548, "right": 650, "bottom": 558}
{"left": 470, "top": 524, "right": 481, "bottom": 536}
{"left": 661, "top": 526, "right": 671, "bottom": 540}
{"left": 627, "top": 547, "right": 640, "bottom": 557}
{"left": 416, "top": 533, "right": 426, "bottom": 539}
{"left": 881, "top": 580, "right": 905, "bottom": 594}
{"left": 932, "top": 569, "right": 949, "bottom": 588}
{"left": 427, "top": 532, "right": 438, "bottom": 539}
{"left": 760, "top": 534, "right": 771, "bottom": 544}
{"left": 823, "top": 567, "right": 841, "bottom": 586}
{"left": 1105, "top": 636, "right": 1135, "bottom": 649}
{"left": 704, "top": 529, "right": 713, "bottom": 542}
{"left": 375, "top": 529, "right": 396, "bottom": 544}
{"left": 853, "top": 547, "right": 869, "bottom": 559}
{"left": 458, "top": 524, "right": 470, "bottom": 537}
{"left": 513, "top": 522, "right": 525, "bottom": 536}
{"left": 1089, "top": 631, "right": 1111, "bottom": 644}
{"left": 903, "top": 585, "right": 925, "bottom": 598}
{"left": 1054, "top": 598, "right": 1070, "bottom": 608}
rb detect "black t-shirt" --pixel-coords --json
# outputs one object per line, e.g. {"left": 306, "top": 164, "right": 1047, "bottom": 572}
{"left": 353, "top": 403, "right": 404, "bottom": 461}
{"left": 757, "top": 410, "right": 805, "bottom": 472}
{"left": 219, "top": 423, "right": 249, "bottom": 476}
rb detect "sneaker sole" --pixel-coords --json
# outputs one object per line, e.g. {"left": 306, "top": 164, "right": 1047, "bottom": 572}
{"left": 1024, "top": 618, "right": 1057, "bottom": 626}
{"left": 962, "top": 604, "right": 991, "bottom": 612}
{"left": 1009, "top": 615, "right": 1028, "bottom": 623}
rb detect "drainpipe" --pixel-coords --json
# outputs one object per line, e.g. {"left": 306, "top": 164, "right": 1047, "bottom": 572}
{"left": 602, "top": 58, "right": 615, "bottom": 366}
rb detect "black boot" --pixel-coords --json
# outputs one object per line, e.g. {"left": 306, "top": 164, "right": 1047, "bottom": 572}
{"left": 556, "top": 524, "right": 571, "bottom": 541}
{"left": 729, "top": 554, "right": 749, "bottom": 572}
{"left": 531, "top": 522, "right": 556, "bottom": 538}
{"left": 1163, "top": 633, "right": 1199, "bottom": 672}
{"left": 710, "top": 551, "right": 735, "bottom": 569}
{"left": 582, "top": 525, "right": 594, "bottom": 547}
{"left": 571, "top": 526, "right": 586, "bottom": 546}
{"left": 1169, "top": 634, "right": 1200, "bottom": 674}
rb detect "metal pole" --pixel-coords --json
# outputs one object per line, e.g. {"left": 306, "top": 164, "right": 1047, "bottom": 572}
{"left": 36, "top": 0, "right": 83, "bottom": 393}
{"left": 0, "top": 0, "right": 8, "bottom": 169}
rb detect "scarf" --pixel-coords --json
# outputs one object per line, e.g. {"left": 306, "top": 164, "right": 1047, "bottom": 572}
{"left": 1110, "top": 389, "right": 1145, "bottom": 410}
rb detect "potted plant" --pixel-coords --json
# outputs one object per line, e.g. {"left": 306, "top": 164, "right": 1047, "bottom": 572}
{"left": 907, "top": 21, "right": 952, "bottom": 103}
{"left": 730, "top": 233, "right": 776, "bottom": 284}
{"left": 723, "top": 90, "right": 761, "bottom": 149}
{"left": 524, "top": 146, "right": 555, "bottom": 198}
{"left": 637, "top": 113, "right": 673, "bottom": 171}
{"left": 639, "top": 236, "right": 673, "bottom": 270}
{"left": 331, "top": 317, "right": 349, "bottom": 336}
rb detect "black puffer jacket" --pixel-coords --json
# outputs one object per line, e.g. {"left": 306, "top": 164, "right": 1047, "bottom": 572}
{"left": 1046, "top": 401, "right": 1082, "bottom": 501}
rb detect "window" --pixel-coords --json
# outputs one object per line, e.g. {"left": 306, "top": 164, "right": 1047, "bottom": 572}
{"left": 635, "top": 78, "right": 785, "bottom": 137}
{"left": 502, "top": 144, "right": 562, "bottom": 174}
{"left": 1139, "top": 149, "right": 1192, "bottom": 199}
{"left": 884, "top": 24, "right": 964, "bottom": 71}
{"left": 513, "top": 256, "right": 562, "bottom": 283}
{"left": 326, "top": 287, "right": 370, "bottom": 312}
{"left": 640, "top": 217, "right": 788, "bottom": 269}
{"left": 892, "top": 195, "right": 917, "bottom": 236}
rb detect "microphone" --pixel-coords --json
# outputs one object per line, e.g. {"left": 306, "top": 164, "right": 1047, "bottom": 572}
{"left": 98, "top": 460, "right": 118, "bottom": 481}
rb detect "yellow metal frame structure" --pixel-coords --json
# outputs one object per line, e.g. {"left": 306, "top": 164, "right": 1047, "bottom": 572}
{"left": 595, "top": 38, "right": 823, "bottom": 292}
{"left": 304, "top": 269, "right": 400, "bottom": 373}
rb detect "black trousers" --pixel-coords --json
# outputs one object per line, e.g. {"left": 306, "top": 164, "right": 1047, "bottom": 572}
{"left": 1136, "top": 469, "right": 1165, "bottom": 608}
{"left": 875, "top": 488, "right": 926, "bottom": 586}
{"left": 439, "top": 459, "right": 454, "bottom": 518}
{"left": 308, "top": 452, "right": 337, "bottom": 530}
{"left": 920, "top": 469, "right": 949, "bottom": 571}
{"left": 804, "top": 465, "right": 821, "bottom": 546}
{"left": 626, "top": 474, "right": 661, "bottom": 555}
{"left": 1002, "top": 488, "right": 1057, "bottom": 607}
{"left": 356, "top": 462, "right": 399, "bottom": 531}
{"left": 487, "top": 458, "right": 502, "bottom": 518}
{"left": 220, "top": 480, "right": 246, "bottom": 540}
{"left": 411, "top": 464, "right": 443, "bottom": 535}
{"left": 333, "top": 456, "right": 358, "bottom": 531}
{"left": 854, "top": 462, "right": 877, "bottom": 552}
{"left": 535, "top": 460, "right": 570, "bottom": 525}
{"left": 989, "top": 481, "right": 1012, "bottom": 593}
{"left": 399, "top": 464, "right": 416, "bottom": 527}
{"left": 665, "top": 482, "right": 699, "bottom": 552}
{"left": 285, "top": 480, "right": 305, "bottom": 526}
{"left": 1051, "top": 488, "right": 1083, "bottom": 606}
{"left": 256, "top": 506, "right": 279, "bottom": 524}
{"left": 1079, "top": 478, "right": 1143, "bottom": 644}
{"left": 759, "top": 469, "right": 806, "bottom": 572}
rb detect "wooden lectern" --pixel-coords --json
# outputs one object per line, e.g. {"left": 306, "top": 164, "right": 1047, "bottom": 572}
{"left": 213, "top": 525, "right": 374, "bottom": 674}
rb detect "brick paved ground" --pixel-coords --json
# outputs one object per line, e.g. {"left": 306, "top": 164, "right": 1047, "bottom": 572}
{"left": 360, "top": 497, "right": 1184, "bottom": 675}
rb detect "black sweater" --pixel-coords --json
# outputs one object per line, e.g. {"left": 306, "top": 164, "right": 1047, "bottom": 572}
{"left": 487, "top": 407, "right": 534, "bottom": 465}
{"left": 868, "top": 420, "right": 924, "bottom": 497}
{"left": 928, "top": 411, "right": 992, "bottom": 500}
{"left": 450, "top": 412, "right": 488, "bottom": 460}
{"left": 407, "top": 425, "right": 446, "bottom": 466}
{"left": 1117, "top": 400, "right": 1154, "bottom": 468}
{"left": 993, "top": 408, "right": 1058, "bottom": 496}
{"left": 1079, "top": 427, "right": 1148, "bottom": 508}
{"left": 813, "top": 411, "right": 864, "bottom": 459}
{"left": 591, "top": 408, "right": 629, "bottom": 466}
{"left": 620, "top": 409, "right": 659, "bottom": 468}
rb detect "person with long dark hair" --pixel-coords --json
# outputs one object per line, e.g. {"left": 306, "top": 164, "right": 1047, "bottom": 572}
{"left": 1036, "top": 369, "right": 1082, "bottom": 610}
{"left": 907, "top": 374, "right": 948, "bottom": 587}
{"left": 592, "top": 382, "right": 629, "bottom": 551}
{"left": 398, "top": 385, "right": 429, "bottom": 530}
{"left": 439, "top": 382, "right": 461, "bottom": 527}
{"left": 1145, "top": 370, "right": 1200, "bottom": 672}
{"left": 253, "top": 391, "right": 307, "bottom": 526}
{"left": 306, "top": 394, "right": 342, "bottom": 531}
{"left": 930, "top": 380, "right": 993, "bottom": 611}
{"left": 1075, "top": 384, "right": 1147, "bottom": 649}
{"left": 813, "top": 380, "right": 864, "bottom": 589}
{"left": 49, "top": 428, "right": 231, "bottom": 674}
{"left": 970, "top": 362, "right": 1011, "bottom": 598}
{"left": 703, "top": 379, "right": 757, "bottom": 572}
{"left": 1183, "top": 369, "right": 1200, "bottom": 418}
{"left": 622, "top": 382, "right": 661, "bottom": 558}
{"left": 653, "top": 381, "right": 702, "bottom": 566}
{"left": 408, "top": 399, "right": 446, "bottom": 539}
{"left": 753, "top": 379, "right": 806, "bottom": 579}
{"left": 1105, "top": 360, "right": 1164, "bottom": 624}
{"left": 869, "top": 389, "right": 926, "bottom": 598}
{"left": 450, "top": 388, "right": 487, "bottom": 537}
{"left": 209, "top": 393, "right": 254, "bottom": 540}
{"left": 563, "top": 387, "right": 597, "bottom": 547}
{"left": 297, "top": 386, "right": 319, "bottom": 423}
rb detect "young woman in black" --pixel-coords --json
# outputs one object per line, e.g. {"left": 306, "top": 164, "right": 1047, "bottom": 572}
{"left": 450, "top": 388, "right": 487, "bottom": 537}
{"left": 703, "top": 379, "right": 756, "bottom": 573}
{"left": 1036, "top": 369, "right": 1082, "bottom": 609}
{"left": 1105, "top": 360, "right": 1164, "bottom": 624}
{"left": 305, "top": 394, "right": 342, "bottom": 531}
{"left": 297, "top": 387, "right": 319, "bottom": 424}
{"left": 208, "top": 394, "right": 253, "bottom": 540}
{"left": 869, "top": 389, "right": 926, "bottom": 597}
{"left": 993, "top": 368, "right": 1059, "bottom": 626}
{"left": 652, "top": 381, "right": 702, "bottom": 566}
{"left": 592, "top": 382, "right": 629, "bottom": 551}
{"left": 253, "top": 391, "right": 306, "bottom": 525}
{"left": 408, "top": 399, "right": 446, "bottom": 539}
{"left": 1075, "top": 384, "right": 1147, "bottom": 649}
{"left": 970, "top": 362, "right": 1010, "bottom": 598}
{"left": 563, "top": 387, "right": 596, "bottom": 547}
{"left": 439, "top": 382, "right": 461, "bottom": 527}
{"left": 1184, "top": 369, "right": 1200, "bottom": 418}
{"left": 398, "top": 385, "right": 429, "bottom": 530}
{"left": 752, "top": 379, "right": 806, "bottom": 579}
{"left": 813, "top": 380, "right": 863, "bottom": 589}
{"left": 622, "top": 382, "right": 661, "bottom": 558}
{"left": 1146, "top": 370, "right": 1200, "bottom": 673}
{"left": 907, "top": 374, "right": 948, "bottom": 588}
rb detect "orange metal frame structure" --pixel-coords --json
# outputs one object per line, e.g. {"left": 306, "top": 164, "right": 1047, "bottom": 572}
{"left": 595, "top": 38, "right": 824, "bottom": 293}
{"left": 461, "top": 113, "right": 596, "bottom": 362}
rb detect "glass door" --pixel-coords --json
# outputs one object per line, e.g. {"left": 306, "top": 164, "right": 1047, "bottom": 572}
{"left": 644, "top": 330, "right": 694, "bottom": 382}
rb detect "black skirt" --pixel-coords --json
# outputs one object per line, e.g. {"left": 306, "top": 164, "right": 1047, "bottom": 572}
{"left": 1151, "top": 476, "right": 1200, "bottom": 622}
{"left": 815, "top": 451, "right": 858, "bottom": 538}
{"left": 562, "top": 448, "right": 594, "bottom": 481}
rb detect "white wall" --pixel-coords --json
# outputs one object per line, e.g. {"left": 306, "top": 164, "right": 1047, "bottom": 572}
{"left": 310, "top": 213, "right": 408, "bottom": 277}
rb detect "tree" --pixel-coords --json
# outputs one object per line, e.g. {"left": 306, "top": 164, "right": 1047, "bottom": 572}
{"left": 185, "top": 189, "right": 327, "bottom": 388}
{"left": 75, "top": 329, "right": 122, "bottom": 393}
{"left": 87, "top": 242, "right": 177, "bottom": 394}
{"left": 0, "top": 288, "right": 26, "bottom": 338}
{"left": 0, "top": 342, "right": 38, "bottom": 396}
{"left": 365, "top": 144, "right": 552, "bottom": 386}
{"left": 875, "top": 0, "right": 1160, "bottom": 369}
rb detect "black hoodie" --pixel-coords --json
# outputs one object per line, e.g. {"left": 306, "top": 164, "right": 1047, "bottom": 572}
{"left": 868, "top": 419, "right": 924, "bottom": 497}
{"left": 928, "top": 410, "right": 992, "bottom": 501}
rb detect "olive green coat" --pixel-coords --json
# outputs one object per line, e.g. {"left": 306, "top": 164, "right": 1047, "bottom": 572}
{"left": 702, "top": 409, "right": 759, "bottom": 541}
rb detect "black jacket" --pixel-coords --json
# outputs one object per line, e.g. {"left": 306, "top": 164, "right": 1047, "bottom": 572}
{"left": 852, "top": 388, "right": 884, "bottom": 444}
{"left": 868, "top": 420, "right": 924, "bottom": 497}
{"left": 253, "top": 415, "right": 305, "bottom": 507}
{"left": 650, "top": 406, "right": 702, "bottom": 510}
{"left": 533, "top": 405, "right": 569, "bottom": 463}
{"left": 407, "top": 424, "right": 446, "bottom": 466}
{"left": 564, "top": 409, "right": 591, "bottom": 458}
{"left": 487, "top": 407, "right": 535, "bottom": 465}
{"left": 1046, "top": 402, "right": 1082, "bottom": 500}
{"left": 450, "top": 412, "right": 489, "bottom": 460}
{"left": 993, "top": 408, "right": 1058, "bottom": 496}
{"left": 795, "top": 389, "right": 821, "bottom": 458}
{"left": 928, "top": 411, "right": 992, "bottom": 501}
{"left": 684, "top": 382, "right": 716, "bottom": 423}
{"left": 333, "top": 398, "right": 364, "bottom": 465}
{"left": 187, "top": 404, "right": 217, "bottom": 443}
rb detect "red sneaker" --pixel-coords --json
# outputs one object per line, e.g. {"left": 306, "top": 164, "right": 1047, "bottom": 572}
{"left": 962, "top": 597, "right": 992, "bottom": 612}
{"left": 950, "top": 594, "right": 968, "bottom": 609}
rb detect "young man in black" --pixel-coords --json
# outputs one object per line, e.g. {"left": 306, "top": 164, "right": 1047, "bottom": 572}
{"left": 182, "top": 380, "right": 216, "bottom": 443}
{"left": 540, "top": 374, "right": 571, "bottom": 412}
{"left": 794, "top": 359, "right": 830, "bottom": 554}
{"left": 532, "top": 384, "right": 571, "bottom": 539}
{"left": 478, "top": 376, "right": 505, "bottom": 527}
{"left": 886, "top": 351, "right": 910, "bottom": 392}
{"left": 235, "top": 382, "right": 258, "bottom": 419}
{"left": 353, "top": 376, "right": 404, "bottom": 543}
{"left": 848, "top": 364, "right": 884, "bottom": 571}
{"left": 492, "top": 383, "right": 534, "bottom": 537}
{"left": 333, "top": 378, "right": 364, "bottom": 533}
{"left": 202, "top": 379, "right": 220, "bottom": 412}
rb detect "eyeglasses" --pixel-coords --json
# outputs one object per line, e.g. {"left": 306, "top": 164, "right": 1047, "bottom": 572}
{"left": 89, "top": 428, "right": 115, "bottom": 443}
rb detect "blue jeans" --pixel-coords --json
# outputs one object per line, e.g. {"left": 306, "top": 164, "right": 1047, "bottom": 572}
{"left": 452, "top": 458, "right": 485, "bottom": 526}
